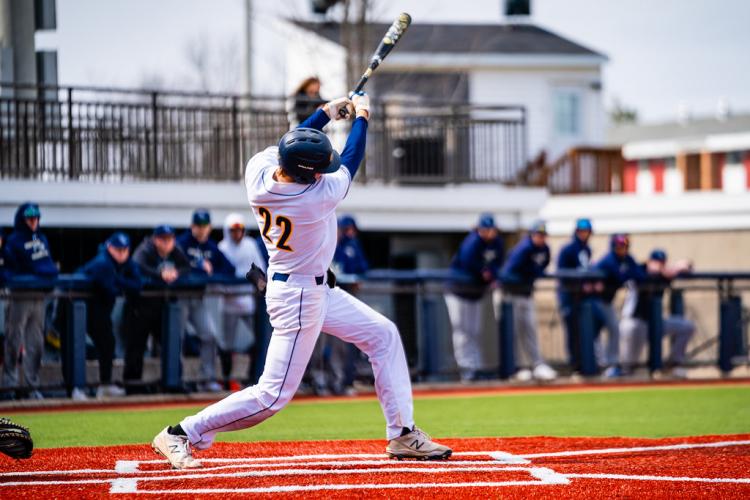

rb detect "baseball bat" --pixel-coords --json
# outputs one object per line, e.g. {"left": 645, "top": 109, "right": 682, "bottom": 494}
{"left": 339, "top": 12, "right": 412, "bottom": 118}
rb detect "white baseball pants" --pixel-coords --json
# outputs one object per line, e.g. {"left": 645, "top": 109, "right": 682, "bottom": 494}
{"left": 181, "top": 275, "right": 414, "bottom": 449}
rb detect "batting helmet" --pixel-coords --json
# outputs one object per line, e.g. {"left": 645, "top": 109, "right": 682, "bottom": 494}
{"left": 278, "top": 128, "right": 341, "bottom": 184}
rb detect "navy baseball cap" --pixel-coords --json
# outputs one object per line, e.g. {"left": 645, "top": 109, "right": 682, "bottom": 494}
{"left": 650, "top": 249, "right": 668, "bottom": 262}
{"left": 338, "top": 214, "right": 358, "bottom": 229}
{"left": 478, "top": 213, "right": 495, "bottom": 229}
{"left": 192, "top": 209, "right": 211, "bottom": 226}
{"left": 107, "top": 232, "right": 130, "bottom": 249}
{"left": 529, "top": 220, "right": 547, "bottom": 234}
{"left": 575, "top": 218, "right": 593, "bottom": 232}
{"left": 153, "top": 224, "right": 175, "bottom": 237}
{"left": 23, "top": 203, "right": 41, "bottom": 218}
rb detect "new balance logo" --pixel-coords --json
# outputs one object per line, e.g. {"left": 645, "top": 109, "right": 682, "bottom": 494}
{"left": 169, "top": 445, "right": 179, "bottom": 453}
{"left": 410, "top": 439, "right": 423, "bottom": 450}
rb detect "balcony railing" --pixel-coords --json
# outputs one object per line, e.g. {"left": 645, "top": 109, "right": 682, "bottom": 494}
{"left": 0, "top": 83, "right": 527, "bottom": 185}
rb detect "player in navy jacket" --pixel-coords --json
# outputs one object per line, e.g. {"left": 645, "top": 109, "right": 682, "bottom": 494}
{"left": 556, "top": 218, "right": 594, "bottom": 369}
{"left": 445, "top": 214, "right": 504, "bottom": 381}
{"left": 0, "top": 229, "right": 6, "bottom": 286}
{"left": 500, "top": 221, "right": 557, "bottom": 381}
{"left": 592, "top": 234, "right": 646, "bottom": 377}
{"left": 2, "top": 203, "right": 58, "bottom": 398}
{"left": 333, "top": 215, "right": 369, "bottom": 275}
{"left": 176, "top": 209, "right": 235, "bottom": 392}
{"left": 69, "top": 233, "right": 142, "bottom": 398}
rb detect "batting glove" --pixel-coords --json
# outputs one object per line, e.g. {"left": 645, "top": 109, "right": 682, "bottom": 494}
{"left": 324, "top": 97, "right": 354, "bottom": 121}
{"left": 351, "top": 91, "right": 370, "bottom": 119}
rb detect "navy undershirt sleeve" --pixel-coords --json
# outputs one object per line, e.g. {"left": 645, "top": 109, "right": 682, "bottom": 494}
{"left": 297, "top": 108, "right": 330, "bottom": 131}
{"left": 340, "top": 117, "right": 368, "bottom": 179}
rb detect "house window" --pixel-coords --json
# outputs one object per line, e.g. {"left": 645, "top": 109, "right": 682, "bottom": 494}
{"left": 554, "top": 91, "right": 581, "bottom": 136}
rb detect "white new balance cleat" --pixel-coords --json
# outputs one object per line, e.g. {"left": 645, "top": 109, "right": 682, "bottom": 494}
{"left": 532, "top": 363, "right": 558, "bottom": 381}
{"left": 151, "top": 426, "right": 203, "bottom": 469}
{"left": 386, "top": 427, "right": 452, "bottom": 461}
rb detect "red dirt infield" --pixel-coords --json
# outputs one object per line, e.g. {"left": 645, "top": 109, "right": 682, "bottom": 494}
{"left": 1, "top": 434, "right": 749, "bottom": 498}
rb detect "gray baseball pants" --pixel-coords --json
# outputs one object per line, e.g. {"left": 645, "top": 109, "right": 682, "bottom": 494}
{"left": 2, "top": 299, "right": 45, "bottom": 389}
{"left": 620, "top": 316, "right": 695, "bottom": 368}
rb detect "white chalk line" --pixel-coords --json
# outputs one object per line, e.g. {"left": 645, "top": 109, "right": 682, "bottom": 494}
{"left": 520, "top": 439, "right": 750, "bottom": 459}
{"left": 566, "top": 473, "right": 750, "bottom": 484}
{"left": 0, "top": 466, "right": 540, "bottom": 487}
{"left": 0, "top": 459, "right": 511, "bottom": 478}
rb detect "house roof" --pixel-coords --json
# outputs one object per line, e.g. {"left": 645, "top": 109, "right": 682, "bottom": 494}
{"left": 293, "top": 21, "right": 605, "bottom": 58}
{"left": 609, "top": 114, "right": 750, "bottom": 144}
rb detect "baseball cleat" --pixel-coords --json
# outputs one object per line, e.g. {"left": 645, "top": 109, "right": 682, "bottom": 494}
{"left": 386, "top": 427, "right": 452, "bottom": 461}
{"left": 151, "top": 426, "right": 202, "bottom": 469}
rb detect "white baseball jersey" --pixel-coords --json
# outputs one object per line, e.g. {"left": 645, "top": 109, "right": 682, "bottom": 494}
{"left": 244, "top": 146, "right": 352, "bottom": 276}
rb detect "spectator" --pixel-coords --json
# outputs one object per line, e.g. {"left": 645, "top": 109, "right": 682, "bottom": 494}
{"left": 446, "top": 213, "right": 504, "bottom": 382}
{"left": 77, "top": 232, "right": 142, "bottom": 398}
{"left": 556, "top": 218, "right": 596, "bottom": 370}
{"left": 292, "top": 76, "right": 325, "bottom": 125}
{"left": 217, "top": 213, "right": 265, "bottom": 391}
{"left": 620, "top": 250, "right": 695, "bottom": 378}
{"left": 500, "top": 220, "right": 557, "bottom": 381}
{"left": 177, "top": 209, "right": 236, "bottom": 393}
{"left": 593, "top": 234, "right": 646, "bottom": 377}
{"left": 123, "top": 225, "right": 190, "bottom": 393}
{"left": 2, "top": 203, "right": 58, "bottom": 399}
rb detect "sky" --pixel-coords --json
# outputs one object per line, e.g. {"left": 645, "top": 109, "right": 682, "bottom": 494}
{"left": 34, "top": 0, "right": 750, "bottom": 123}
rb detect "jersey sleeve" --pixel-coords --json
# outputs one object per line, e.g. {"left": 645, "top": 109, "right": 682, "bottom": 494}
{"left": 321, "top": 166, "right": 353, "bottom": 203}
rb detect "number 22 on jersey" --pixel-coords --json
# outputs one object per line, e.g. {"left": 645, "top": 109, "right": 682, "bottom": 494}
{"left": 258, "top": 206, "right": 294, "bottom": 252}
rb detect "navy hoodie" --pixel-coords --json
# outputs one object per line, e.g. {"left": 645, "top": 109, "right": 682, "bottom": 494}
{"left": 0, "top": 233, "right": 6, "bottom": 286}
{"left": 78, "top": 245, "right": 143, "bottom": 309}
{"left": 3, "top": 203, "right": 58, "bottom": 279}
{"left": 449, "top": 230, "right": 505, "bottom": 300}
{"left": 132, "top": 237, "right": 191, "bottom": 285}
{"left": 594, "top": 250, "right": 646, "bottom": 303}
{"left": 176, "top": 231, "right": 236, "bottom": 278}
{"left": 334, "top": 235, "right": 369, "bottom": 275}
{"left": 501, "top": 236, "right": 550, "bottom": 296}
{"left": 557, "top": 233, "right": 592, "bottom": 296}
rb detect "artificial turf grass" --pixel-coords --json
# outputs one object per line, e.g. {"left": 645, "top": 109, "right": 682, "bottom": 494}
{"left": 10, "top": 385, "right": 750, "bottom": 448}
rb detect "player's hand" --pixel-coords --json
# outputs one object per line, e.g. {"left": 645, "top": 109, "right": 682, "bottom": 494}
{"left": 161, "top": 265, "right": 178, "bottom": 284}
{"left": 352, "top": 92, "right": 370, "bottom": 119}
{"left": 324, "top": 97, "right": 354, "bottom": 121}
{"left": 202, "top": 259, "right": 213, "bottom": 275}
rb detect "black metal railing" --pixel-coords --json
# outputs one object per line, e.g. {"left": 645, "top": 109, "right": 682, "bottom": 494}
{"left": 0, "top": 83, "right": 526, "bottom": 185}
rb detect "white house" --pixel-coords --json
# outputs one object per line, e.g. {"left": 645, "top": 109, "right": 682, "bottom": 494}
{"left": 281, "top": 18, "right": 608, "bottom": 160}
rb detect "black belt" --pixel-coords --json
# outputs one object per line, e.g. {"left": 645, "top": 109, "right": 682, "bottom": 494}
{"left": 272, "top": 272, "right": 325, "bottom": 285}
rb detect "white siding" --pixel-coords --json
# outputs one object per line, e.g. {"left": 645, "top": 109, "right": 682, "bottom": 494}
{"left": 469, "top": 67, "right": 604, "bottom": 159}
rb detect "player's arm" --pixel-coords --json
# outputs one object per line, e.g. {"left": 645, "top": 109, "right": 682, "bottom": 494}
{"left": 340, "top": 93, "right": 370, "bottom": 179}
{"left": 297, "top": 97, "right": 353, "bottom": 131}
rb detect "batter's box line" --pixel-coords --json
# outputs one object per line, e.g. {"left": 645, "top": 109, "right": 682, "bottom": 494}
{"left": 109, "top": 466, "right": 569, "bottom": 494}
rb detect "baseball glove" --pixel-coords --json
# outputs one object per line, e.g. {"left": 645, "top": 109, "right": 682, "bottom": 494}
{"left": 0, "top": 417, "right": 33, "bottom": 459}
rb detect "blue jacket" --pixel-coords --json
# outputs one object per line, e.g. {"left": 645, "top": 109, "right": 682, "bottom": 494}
{"left": 557, "top": 234, "right": 592, "bottom": 296}
{"left": 501, "top": 236, "right": 550, "bottom": 296}
{"left": 595, "top": 251, "right": 646, "bottom": 303}
{"left": 78, "top": 245, "right": 142, "bottom": 308}
{"left": 449, "top": 231, "right": 504, "bottom": 300}
{"left": 3, "top": 203, "right": 58, "bottom": 279}
{"left": 0, "top": 239, "right": 6, "bottom": 286}
{"left": 334, "top": 235, "right": 369, "bottom": 274}
{"left": 176, "top": 231, "right": 236, "bottom": 277}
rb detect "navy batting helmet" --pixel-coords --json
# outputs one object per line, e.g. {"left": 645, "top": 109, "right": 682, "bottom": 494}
{"left": 278, "top": 128, "right": 341, "bottom": 184}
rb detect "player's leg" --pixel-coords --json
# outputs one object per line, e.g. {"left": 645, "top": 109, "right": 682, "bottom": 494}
{"left": 321, "top": 286, "right": 451, "bottom": 460}
{"left": 2, "top": 299, "right": 29, "bottom": 390}
{"left": 219, "top": 310, "right": 239, "bottom": 385}
{"left": 664, "top": 316, "right": 695, "bottom": 375}
{"left": 517, "top": 296, "right": 556, "bottom": 381}
{"left": 21, "top": 300, "right": 45, "bottom": 392}
{"left": 600, "top": 303, "right": 622, "bottom": 376}
{"left": 190, "top": 297, "right": 219, "bottom": 390}
{"left": 619, "top": 317, "right": 647, "bottom": 374}
{"left": 153, "top": 284, "right": 327, "bottom": 469}
{"left": 445, "top": 293, "right": 482, "bottom": 380}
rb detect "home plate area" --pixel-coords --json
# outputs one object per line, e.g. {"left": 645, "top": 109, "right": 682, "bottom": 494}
{"left": 1, "top": 435, "right": 749, "bottom": 498}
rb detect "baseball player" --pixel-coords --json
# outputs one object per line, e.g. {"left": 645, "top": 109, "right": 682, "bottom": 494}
{"left": 619, "top": 249, "right": 695, "bottom": 377}
{"left": 152, "top": 93, "right": 452, "bottom": 468}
